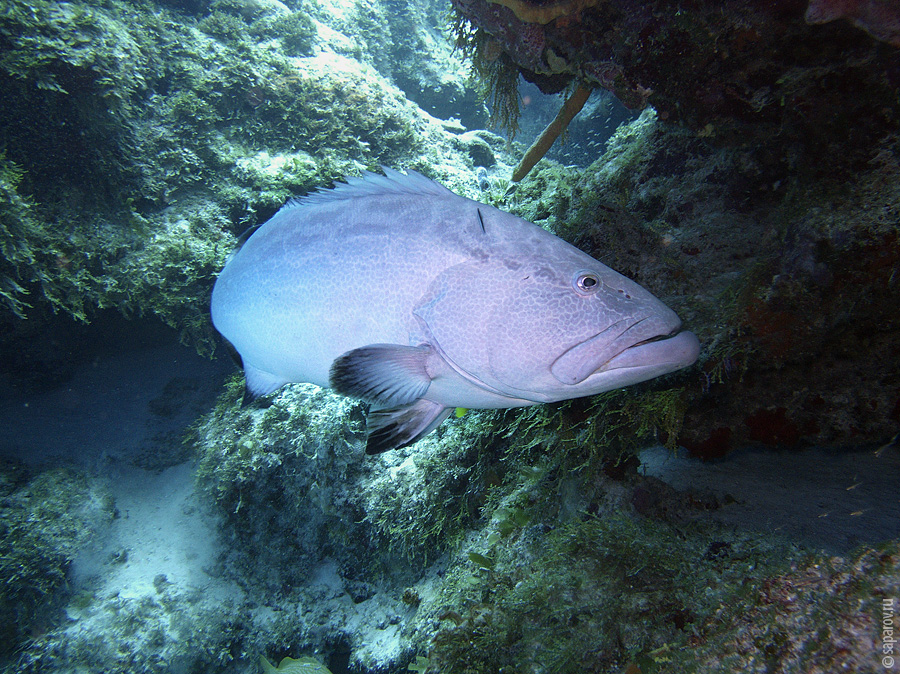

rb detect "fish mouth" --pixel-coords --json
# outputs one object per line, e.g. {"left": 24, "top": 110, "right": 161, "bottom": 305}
{"left": 600, "top": 329, "right": 700, "bottom": 373}
{"left": 551, "top": 318, "right": 699, "bottom": 385}
{"left": 629, "top": 331, "right": 677, "bottom": 348}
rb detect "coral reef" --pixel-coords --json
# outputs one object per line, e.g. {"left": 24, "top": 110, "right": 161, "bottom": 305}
{"left": 169, "top": 342, "right": 696, "bottom": 671}
{"left": 0, "top": 465, "right": 114, "bottom": 659}
{"left": 452, "top": 0, "right": 900, "bottom": 177}
{"left": 423, "top": 510, "right": 897, "bottom": 672}
{"left": 2, "top": 0, "right": 898, "bottom": 671}
{"left": 190, "top": 378, "right": 506, "bottom": 580}
{"left": 543, "top": 109, "right": 900, "bottom": 452}
{"left": 182, "top": 365, "right": 897, "bottom": 673}
{"left": 18, "top": 590, "right": 254, "bottom": 674}
{"left": 0, "top": 0, "right": 493, "bottom": 357}
{"left": 454, "top": 90, "right": 900, "bottom": 454}
{"left": 180, "top": 381, "right": 504, "bottom": 669}
{"left": 5, "top": 383, "right": 898, "bottom": 674}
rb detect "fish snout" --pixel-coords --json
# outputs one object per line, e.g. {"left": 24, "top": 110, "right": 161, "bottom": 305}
{"left": 624, "top": 310, "right": 682, "bottom": 345}
{"left": 605, "top": 329, "right": 700, "bottom": 373}
{"left": 550, "top": 311, "right": 692, "bottom": 386}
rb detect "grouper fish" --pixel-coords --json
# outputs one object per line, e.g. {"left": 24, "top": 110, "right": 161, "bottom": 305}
{"left": 211, "top": 169, "right": 700, "bottom": 454}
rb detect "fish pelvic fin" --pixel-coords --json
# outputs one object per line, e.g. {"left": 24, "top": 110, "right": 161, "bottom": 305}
{"left": 329, "top": 344, "right": 433, "bottom": 407}
{"left": 330, "top": 344, "right": 445, "bottom": 453}
{"left": 365, "top": 399, "right": 452, "bottom": 454}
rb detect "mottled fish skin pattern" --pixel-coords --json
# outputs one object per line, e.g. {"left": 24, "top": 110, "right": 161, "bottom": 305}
{"left": 211, "top": 169, "right": 700, "bottom": 454}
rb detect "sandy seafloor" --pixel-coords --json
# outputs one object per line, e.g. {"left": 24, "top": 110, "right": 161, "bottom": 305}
{"left": 0, "top": 317, "right": 898, "bottom": 662}
{"left": 0, "top": 318, "right": 241, "bottom": 621}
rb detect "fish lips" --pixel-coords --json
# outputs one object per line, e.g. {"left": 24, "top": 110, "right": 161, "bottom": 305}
{"left": 601, "top": 329, "right": 700, "bottom": 375}
{"left": 550, "top": 320, "right": 700, "bottom": 386}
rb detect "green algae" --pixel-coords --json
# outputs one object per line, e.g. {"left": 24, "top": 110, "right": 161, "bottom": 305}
{"left": 358, "top": 411, "right": 504, "bottom": 565}
{"left": 190, "top": 379, "right": 501, "bottom": 571}
{"left": 678, "top": 541, "right": 899, "bottom": 672}
{"left": 5, "top": 2, "right": 896, "bottom": 671}
{"left": 449, "top": 11, "right": 521, "bottom": 138}
{"left": 0, "top": 0, "right": 482, "bottom": 352}
{"left": 19, "top": 590, "right": 256, "bottom": 673}
{"left": 0, "top": 466, "right": 114, "bottom": 658}
{"left": 422, "top": 506, "right": 897, "bottom": 673}
{"left": 189, "top": 368, "right": 689, "bottom": 577}
{"left": 426, "top": 508, "right": 772, "bottom": 673}
{"left": 0, "top": 153, "right": 39, "bottom": 317}
{"left": 184, "top": 362, "right": 897, "bottom": 674}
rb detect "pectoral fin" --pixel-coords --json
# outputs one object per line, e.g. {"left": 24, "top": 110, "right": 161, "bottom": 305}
{"left": 365, "top": 399, "right": 452, "bottom": 454}
{"left": 329, "top": 344, "right": 433, "bottom": 407}
{"left": 330, "top": 344, "right": 449, "bottom": 452}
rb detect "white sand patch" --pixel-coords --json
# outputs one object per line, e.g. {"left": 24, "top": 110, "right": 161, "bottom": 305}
{"left": 71, "top": 462, "right": 232, "bottom": 601}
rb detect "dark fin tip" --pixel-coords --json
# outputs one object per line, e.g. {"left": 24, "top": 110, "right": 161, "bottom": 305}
{"left": 329, "top": 344, "right": 430, "bottom": 406}
{"left": 363, "top": 400, "right": 451, "bottom": 454}
{"left": 365, "top": 426, "right": 415, "bottom": 455}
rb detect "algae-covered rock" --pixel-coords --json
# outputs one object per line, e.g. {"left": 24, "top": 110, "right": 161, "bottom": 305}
{"left": 312, "top": 0, "right": 483, "bottom": 128}
{"left": 191, "top": 378, "right": 503, "bottom": 581}
{"left": 0, "top": 465, "right": 114, "bottom": 658}
{"left": 451, "top": 0, "right": 900, "bottom": 453}
{"left": 451, "top": 0, "right": 900, "bottom": 178}
{"left": 421, "top": 506, "right": 898, "bottom": 673}
{"left": 542, "top": 110, "right": 900, "bottom": 454}
{"left": 680, "top": 542, "right": 899, "bottom": 673}
{"left": 186, "top": 379, "right": 518, "bottom": 669}
{"left": 6, "top": 0, "right": 896, "bottom": 672}
{"left": 18, "top": 583, "right": 256, "bottom": 674}
{"left": 0, "top": 0, "right": 493, "bottom": 355}
{"left": 180, "top": 364, "right": 706, "bottom": 672}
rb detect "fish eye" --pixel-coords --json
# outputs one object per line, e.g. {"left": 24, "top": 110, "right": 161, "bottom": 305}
{"left": 575, "top": 272, "right": 600, "bottom": 294}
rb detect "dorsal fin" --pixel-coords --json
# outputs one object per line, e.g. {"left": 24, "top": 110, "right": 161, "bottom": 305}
{"left": 280, "top": 168, "right": 455, "bottom": 213}
{"left": 223, "top": 222, "right": 263, "bottom": 265}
